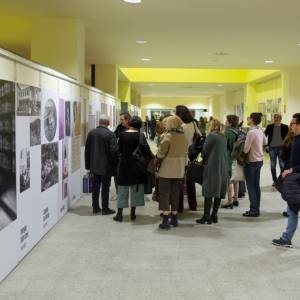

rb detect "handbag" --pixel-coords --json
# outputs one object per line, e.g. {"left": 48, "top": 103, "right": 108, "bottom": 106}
{"left": 231, "top": 161, "right": 245, "bottom": 181}
{"left": 132, "top": 133, "right": 154, "bottom": 174}
{"left": 186, "top": 155, "right": 204, "bottom": 185}
{"left": 192, "top": 121, "right": 201, "bottom": 143}
{"left": 188, "top": 136, "right": 205, "bottom": 161}
{"left": 147, "top": 157, "right": 162, "bottom": 174}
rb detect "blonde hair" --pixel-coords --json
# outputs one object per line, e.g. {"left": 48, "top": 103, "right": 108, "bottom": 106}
{"left": 209, "top": 119, "right": 222, "bottom": 133}
{"left": 165, "top": 115, "right": 183, "bottom": 131}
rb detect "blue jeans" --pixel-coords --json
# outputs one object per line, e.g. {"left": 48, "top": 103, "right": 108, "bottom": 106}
{"left": 282, "top": 206, "right": 299, "bottom": 242}
{"left": 269, "top": 147, "right": 284, "bottom": 182}
{"left": 244, "top": 161, "right": 263, "bottom": 214}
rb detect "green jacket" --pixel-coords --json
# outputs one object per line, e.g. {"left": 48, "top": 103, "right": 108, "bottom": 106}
{"left": 224, "top": 127, "right": 239, "bottom": 167}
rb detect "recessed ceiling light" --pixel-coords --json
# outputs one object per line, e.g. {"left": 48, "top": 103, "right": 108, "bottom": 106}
{"left": 136, "top": 40, "right": 147, "bottom": 44}
{"left": 297, "top": 43, "right": 300, "bottom": 47}
{"left": 123, "top": 0, "right": 142, "bottom": 3}
{"left": 217, "top": 84, "right": 223, "bottom": 87}
{"left": 265, "top": 60, "right": 274, "bottom": 64}
{"left": 141, "top": 58, "right": 151, "bottom": 61}
{"left": 215, "top": 52, "right": 229, "bottom": 56}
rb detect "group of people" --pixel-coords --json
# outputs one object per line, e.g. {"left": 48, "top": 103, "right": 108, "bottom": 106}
{"left": 84, "top": 107, "right": 300, "bottom": 248}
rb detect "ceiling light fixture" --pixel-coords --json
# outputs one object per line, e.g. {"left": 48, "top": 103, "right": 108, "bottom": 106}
{"left": 265, "top": 60, "right": 274, "bottom": 64}
{"left": 215, "top": 52, "right": 229, "bottom": 56}
{"left": 297, "top": 43, "right": 300, "bottom": 47}
{"left": 217, "top": 84, "right": 223, "bottom": 87}
{"left": 123, "top": 0, "right": 142, "bottom": 4}
{"left": 141, "top": 58, "right": 151, "bottom": 61}
{"left": 136, "top": 40, "right": 147, "bottom": 44}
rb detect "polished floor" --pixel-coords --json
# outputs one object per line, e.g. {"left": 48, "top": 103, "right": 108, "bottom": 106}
{"left": 0, "top": 161, "right": 299, "bottom": 300}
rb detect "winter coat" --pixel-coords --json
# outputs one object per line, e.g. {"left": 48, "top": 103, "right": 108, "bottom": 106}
{"left": 85, "top": 126, "right": 119, "bottom": 176}
{"left": 202, "top": 132, "right": 229, "bottom": 198}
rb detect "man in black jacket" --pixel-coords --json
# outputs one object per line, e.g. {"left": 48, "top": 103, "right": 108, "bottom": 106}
{"left": 114, "top": 112, "right": 131, "bottom": 139}
{"left": 272, "top": 113, "right": 300, "bottom": 248}
{"left": 85, "top": 114, "right": 119, "bottom": 215}
{"left": 265, "top": 113, "right": 289, "bottom": 185}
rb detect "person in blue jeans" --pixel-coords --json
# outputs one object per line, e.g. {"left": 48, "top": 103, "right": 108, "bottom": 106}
{"left": 243, "top": 113, "right": 267, "bottom": 217}
{"left": 265, "top": 114, "right": 289, "bottom": 185}
{"left": 273, "top": 113, "right": 300, "bottom": 248}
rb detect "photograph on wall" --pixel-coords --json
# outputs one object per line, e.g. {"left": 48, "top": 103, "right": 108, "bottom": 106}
{"left": 71, "top": 136, "right": 81, "bottom": 173}
{"left": 16, "top": 84, "right": 41, "bottom": 116}
{"left": 19, "top": 148, "right": 30, "bottom": 193}
{"left": 62, "top": 139, "right": 69, "bottom": 180}
{"left": 63, "top": 179, "right": 68, "bottom": 200}
{"left": 0, "top": 80, "right": 17, "bottom": 231}
{"left": 43, "top": 98, "right": 57, "bottom": 142}
{"left": 88, "top": 115, "right": 96, "bottom": 132}
{"left": 273, "top": 98, "right": 282, "bottom": 114}
{"left": 73, "top": 101, "right": 81, "bottom": 137}
{"left": 65, "top": 101, "right": 71, "bottom": 137}
{"left": 30, "top": 117, "right": 41, "bottom": 146}
{"left": 41, "top": 142, "right": 59, "bottom": 192}
{"left": 59, "top": 99, "right": 65, "bottom": 140}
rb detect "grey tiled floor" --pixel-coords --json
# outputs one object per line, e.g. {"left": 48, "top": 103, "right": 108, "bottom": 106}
{"left": 1, "top": 161, "right": 300, "bottom": 300}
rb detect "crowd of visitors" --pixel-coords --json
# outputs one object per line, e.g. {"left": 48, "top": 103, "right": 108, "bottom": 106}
{"left": 85, "top": 107, "right": 300, "bottom": 248}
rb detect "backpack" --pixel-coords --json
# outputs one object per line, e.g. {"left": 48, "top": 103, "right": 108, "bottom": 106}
{"left": 230, "top": 129, "right": 248, "bottom": 166}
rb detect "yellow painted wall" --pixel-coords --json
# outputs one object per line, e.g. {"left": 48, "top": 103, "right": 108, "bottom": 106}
{"left": 118, "top": 80, "right": 131, "bottom": 103}
{"left": 31, "top": 18, "right": 85, "bottom": 83}
{"left": 95, "top": 64, "right": 118, "bottom": 97}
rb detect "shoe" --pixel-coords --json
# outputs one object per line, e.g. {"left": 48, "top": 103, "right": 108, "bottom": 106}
{"left": 242, "top": 210, "right": 260, "bottom": 217}
{"left": 282, "top": 211, "right": 289, "bottom": 217}
{"left": 159, "top": 215, "right": 170, "bottom": 230}
{"left": 159, "top": 223, "right": 170, "bottom": 230}
{"left": 272, "top": 238, "right": 293, "bottom": 248}
{"left": 211, "top": 215, "right": 218, "bottom": 223}
{"left": 221, "top": 203, "right": 233, "bottom": 209}
{"left": 196, "top": 216, "right": 212, "bottom": 224}
{"left": 272, "top": 182, "right": 276, "bottom": 187}
{"left": 170, "top": 214, "right": 178, "bottom": 227}
{"left": 93, "top": 208, "right": 101, "bottom": 215}
{"left": 113, "top": 215, "right": 123, "bottom": 222}
{"left": 102, "top": 208, "right": 115, "bottom": 215}
{"left": 233, "top": 200, "right": 239, "bottom": 207}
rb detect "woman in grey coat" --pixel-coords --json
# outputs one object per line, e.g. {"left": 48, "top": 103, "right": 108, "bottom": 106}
{"left": 196, "top": 119, "right": 229, "bottom": 224}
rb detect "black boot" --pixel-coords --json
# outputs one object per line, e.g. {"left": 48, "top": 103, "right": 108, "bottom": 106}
{"left": 130, "top": 207, "right": 136, "bottom": 221}
{"left": 211, "top": 198, "right": 221, "bottom": 223}
{"left": 159, "top": 214, "right": 170, "bottom": 230}
{"left": 113, "top": 208, "right": 123, "bottom": 222}
{"left": 196, "top": 198, "right": 212, "bottom": 224}
{"left": 170, "top": 213, "right": 178, "bottom": 227}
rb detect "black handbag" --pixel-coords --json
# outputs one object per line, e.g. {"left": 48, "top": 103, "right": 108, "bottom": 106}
{"left": 132, "top": 133, "right": 154, "bottom": 175}
{"left": 186, "top": 156, "right": 204, "bottom": 185}
{"left": 188, "top": 136, "right": 205, "bottom": 162}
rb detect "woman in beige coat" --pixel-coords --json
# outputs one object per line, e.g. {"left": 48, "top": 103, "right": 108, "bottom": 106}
{"left": 156, "top": 116, "right": 188, "bottom": 229}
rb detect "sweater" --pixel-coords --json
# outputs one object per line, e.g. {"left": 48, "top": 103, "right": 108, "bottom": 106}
{"left": 244, "top": 127, "right": 267, "bottom": 162}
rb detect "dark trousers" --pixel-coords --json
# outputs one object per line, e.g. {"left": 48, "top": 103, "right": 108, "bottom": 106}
{"left": 92, "top": 174, "right": 111, "bottom": 210}
{"left": 158, "top": 177, "right": 181, "bottom": 211}
{"left": 179, "top": 176, "right": 197, "bottom": 211}
{"left": 244, "top": 161, "right": 263, "bottom": 213}
{"left": 269, "top": 146, "right": 284, "bottom": 182}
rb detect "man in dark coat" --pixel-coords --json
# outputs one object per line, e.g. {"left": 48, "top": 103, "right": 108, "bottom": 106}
{"left": 85, "top": 114, "right": 119, "bottom": 215}
{"left": 265, "top": 113, "right": 289, "bottom": 185}
{"left": 272, "top": 113, "right": 300, "bottom": 248}
{"left": 114, "top": 112, "right": 131, "bottom": 139}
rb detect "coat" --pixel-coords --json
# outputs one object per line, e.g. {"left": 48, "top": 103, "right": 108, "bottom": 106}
{"left": 117, "top": 131, "right": 148, "bottom": 186}
{"left": 85, "top": 126, "right": 119, "bottom": 176}
{"left": 202, "top": 132, "right": 228, "bottom": 198}
{"left": 265, "top": 123, "right": 289, "bottom": 146}
{"left": 157, "top": 131, "right": 187, "bottom": 178}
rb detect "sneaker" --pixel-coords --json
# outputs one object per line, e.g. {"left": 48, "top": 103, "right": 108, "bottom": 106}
{"left": 242, "top": 210, "right": 260, "bottom": 217}
{"left": 272, "top": 238, "right": 293, "bottom": 248}
{"left": 102, "top": 208, "right": 115, "bottom": 215}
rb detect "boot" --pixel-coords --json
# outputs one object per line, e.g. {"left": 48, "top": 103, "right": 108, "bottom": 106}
{"left": 130, "top": 207, "right": 136, "bottom": 221}
{"left": 113, "top": 208, "right": 123, "bottom": 222}
{"left": 170, "top": 213, "right": 178, "bottom": 227}
{"left": 196, "top": 198, "right": 212, "bottom": 224}
{"left": 159, "top": 214, "right": 170, "bottom": 230}
{"left": 211, "top": 198, "right": 221, "bottom": 223}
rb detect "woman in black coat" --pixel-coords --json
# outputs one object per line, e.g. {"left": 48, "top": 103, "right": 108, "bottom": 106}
{"left": 114, "top": 116, "right": 149, "bottom": 222}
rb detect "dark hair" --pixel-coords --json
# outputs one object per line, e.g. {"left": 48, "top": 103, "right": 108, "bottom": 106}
{"left": 250, "top": 112, "right": 262, "bottom": 125}
{"left": 120, "top": 112, "right": 131, "bottom": 120}
{"left": 175, "top": 105, "right": 193, "bottom": 123}
{"left": 128, "top": 116, "right": 142, "bottom": 129}
{"left": 226, "top": 115, "right": 239, "bottom": 127}
{"left": 293, "top": 113, "right": 300, "bottom": 124}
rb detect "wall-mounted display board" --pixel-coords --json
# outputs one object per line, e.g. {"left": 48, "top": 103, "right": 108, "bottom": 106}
{"left": 0, "top": 48, "right": 123, "bottom": 282}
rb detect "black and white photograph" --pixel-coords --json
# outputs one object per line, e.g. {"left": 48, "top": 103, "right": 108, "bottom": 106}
{"left": 65, "top": 101, "right": 71, "bottom": 137}
{"left": 72, "top": 101, "right": 81, "bottom": 137}
{"left": 30, "top": 117, "right": 41, "bottom": 146}
{"left": 19, "top": 148, "right": 30, "bottom": 193}
{"left": 0, "top": 80, "right": 17, "bottom": 231}
{"left": 62, "top": 139, "right": 69, "bottom": 180}
{"left": 16, "top": 84, "right": 41, "bottom": 116}
{"left": 43, "top": 98, "right": 57, "bottom": 142}
{"left": 41, "top": 142, "right": 59, "bottom": 192}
